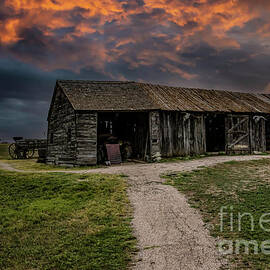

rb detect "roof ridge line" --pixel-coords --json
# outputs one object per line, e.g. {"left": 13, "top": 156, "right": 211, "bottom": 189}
{"left": 57, "top": 80, "right": 265, "bottom": 94}
{"left": 57, "top": 80, "right": 135, "bottom": 84}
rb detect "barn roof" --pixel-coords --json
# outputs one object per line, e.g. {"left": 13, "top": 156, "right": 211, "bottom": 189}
{"left": 57, "top": 80, "right": 270, "bottom": 113}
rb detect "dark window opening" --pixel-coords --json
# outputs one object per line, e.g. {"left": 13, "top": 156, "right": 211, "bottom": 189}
{"left": 206, "top": 114, "right": 225, "bottom": 152}
{"left": 50, "top": 132, "right": 54, "bottom": 144}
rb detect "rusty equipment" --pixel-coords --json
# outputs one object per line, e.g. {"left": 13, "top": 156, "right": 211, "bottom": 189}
{"left": 9, "top": 137, "right": 47, "bottom": 160}
{"left": 106, "top": 144, "right": 122, "bottom": 164}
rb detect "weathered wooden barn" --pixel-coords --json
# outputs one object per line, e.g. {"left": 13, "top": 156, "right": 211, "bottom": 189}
{"left": 47, "top": 80, "right": 270, "bottom": 166}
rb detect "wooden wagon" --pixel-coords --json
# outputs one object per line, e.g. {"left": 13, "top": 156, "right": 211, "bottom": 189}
{"left": 9, "top": 137, "right": 47, "bottom": 159}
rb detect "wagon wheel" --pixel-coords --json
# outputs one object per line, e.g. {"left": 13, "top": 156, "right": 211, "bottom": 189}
{"left": 9, "top": 143, "right": 18, "bottom": 159}
{"left": 26, "top": 148, "right": 35, "bottom": 159}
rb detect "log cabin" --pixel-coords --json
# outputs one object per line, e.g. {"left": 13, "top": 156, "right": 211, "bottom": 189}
{"left": 46, "top": 80, "right": 270, "bottom": 166}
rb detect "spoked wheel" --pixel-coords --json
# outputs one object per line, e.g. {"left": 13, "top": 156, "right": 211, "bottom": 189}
{"left": 26, "top": 148, "right": 35, "bottom": 159}
{"left": 9, "top": 143, "right": 18, "bottom": 159}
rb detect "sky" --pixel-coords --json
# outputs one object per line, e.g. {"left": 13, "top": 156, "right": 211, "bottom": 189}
{"left": 1, "top": 0, "right": 270, "bottom": 141}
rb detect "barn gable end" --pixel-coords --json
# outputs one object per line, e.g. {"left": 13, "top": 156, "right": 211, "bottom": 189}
{"left": 47, "top": 84, "right": 77, "bottom": 166}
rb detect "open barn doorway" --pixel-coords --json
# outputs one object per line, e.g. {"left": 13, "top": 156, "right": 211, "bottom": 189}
{"left": 206, "top": 114, "right": 226, "bottom": 152}
{"left": 97, "top": 112, "right": 150, "bottom": 164}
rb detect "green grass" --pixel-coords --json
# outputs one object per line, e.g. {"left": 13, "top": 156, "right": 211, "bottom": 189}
{"left": 1, "top": 158, "right": 104, "bottom": 171}
{"left": 165, "top": 158, "right": 270, "bottom": 269}
{"left": 0, "top": 170, "right": 136, "bottom": 270}
{"left": 0, "top": 144, "right": 9, "bottom": 159}
{"left": 0, "top": 144, "right": 104, "bottom": 171}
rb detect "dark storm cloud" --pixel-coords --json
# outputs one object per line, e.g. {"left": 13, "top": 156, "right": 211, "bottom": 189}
{"left": 0, "top": 56, "right": 110, "bottom": 140}
{"left": 0, "top": 57, "right": 53, "bottom": 140}
{"left": 0, "top": 56, "right": 54, "bottom": 101}
{"left": 10, "top": 27, "right": 50, "bottom": 62}
{"left": 0, "top": 0, "right": 21, "bottom": 21}
{"left": 122, "top": 0, "right": 145, "bottom": 10}
{"left": 179, "top": 42, "right": 270, "bottom": 91}
{"left": 0, "top": 98, "right": 48, "bottom": 140}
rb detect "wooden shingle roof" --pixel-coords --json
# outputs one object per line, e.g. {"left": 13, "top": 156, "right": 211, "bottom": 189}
{"left": 57, "top": 80, "right": 270, "bottom": 113}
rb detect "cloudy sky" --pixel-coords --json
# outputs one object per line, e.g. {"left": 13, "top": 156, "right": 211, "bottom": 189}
{"left": 1, "top": 0, "right": 270, "bottom": 140}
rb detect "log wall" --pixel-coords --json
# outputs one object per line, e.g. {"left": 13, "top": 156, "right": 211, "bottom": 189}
{"left": 76, "top": 112, "right": 97, "bottom": 165}
{"left": 47, "top": 87, "right": 98, "bottom": 166}
{"left": 47, "top": 86, "right": 77, "bottom": 166}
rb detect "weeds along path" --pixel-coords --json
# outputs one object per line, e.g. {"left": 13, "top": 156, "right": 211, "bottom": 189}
{"left": 1, "top": 155, "right": 270, "bottom": 269}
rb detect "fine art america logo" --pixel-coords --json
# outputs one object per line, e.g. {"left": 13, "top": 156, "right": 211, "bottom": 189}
{"left": 218, "top": 206, "right": 270, "bottom": 255}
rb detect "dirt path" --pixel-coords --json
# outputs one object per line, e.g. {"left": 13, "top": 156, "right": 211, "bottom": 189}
{"left": 0, "top": 161, "right": 22, "bottom": 172}
{"left": 1, "top": 155, "right": 270, "bottom": 269}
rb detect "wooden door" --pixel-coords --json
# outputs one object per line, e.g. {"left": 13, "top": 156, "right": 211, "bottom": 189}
{"left": 251, "top": 116, "right": 266, "bottom": 152}
{"left": 226, "top": 115, "right": 250, "bottom": 154}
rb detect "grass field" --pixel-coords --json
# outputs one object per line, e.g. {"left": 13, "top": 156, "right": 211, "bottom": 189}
{"left": 0, "top": 170, "right": 136, "bottom": 270}
{"left": 0, "top": 144, "right": 9, "bottom": 159}
{"left": 2, "top": 158, "right": 104, "bottom": 171}
{"left": 166, "top": 158, "right": 270, "bottom": 269}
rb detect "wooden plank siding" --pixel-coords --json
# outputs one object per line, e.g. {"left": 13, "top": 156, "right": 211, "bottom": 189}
{"left": 158, "top": 111, "right": 206, "bottom": 157}
{"left": 225, "top": 114, "right": 250, "bottom": 154}
{"left": 149, "top": 111, "right": 161, "bottom": 158}
{"left": 47, "top": 86, "right": 77, "bottom": 166}
{"left": 225, "top": 114, "right": 266, "bottom": 154}
{"left": 47, "top": 86, "right": 97, "bottom": 166}
{"left": 157, "top": 112, "right": 267, "bottom": 158}
{"left": 75, "top": 112, "right": 97, "bottom": 165}
{"left": 250, "top": 116, "right": 266, "bottom": 153}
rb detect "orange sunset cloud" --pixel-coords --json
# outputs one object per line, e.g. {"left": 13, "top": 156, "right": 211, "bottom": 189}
{"left": 0, "top": 0, "right": 270, "bottom": 81}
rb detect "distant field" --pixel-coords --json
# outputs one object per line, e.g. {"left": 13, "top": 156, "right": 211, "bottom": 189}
{"left": 166, "top": 159, "right": 270, "bottom": 269}
{"left": 0, "top": 170, "right": 136, "bottom": 270}
{"left": 0, "top": 144, "right": 9, "bottom": 159}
